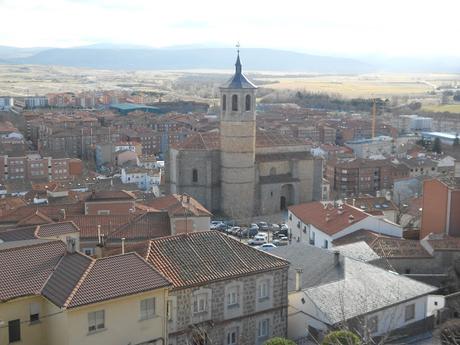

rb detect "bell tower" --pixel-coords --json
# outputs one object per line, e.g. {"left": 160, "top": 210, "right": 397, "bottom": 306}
{"left": 219, "top": 50, "right": 257, "bottom": 220}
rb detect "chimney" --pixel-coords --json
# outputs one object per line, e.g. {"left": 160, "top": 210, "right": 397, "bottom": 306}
{"left": 295, "top": 268, "right": 303, "bottom": 291}
{"left": 121, "top": 237, "right": 126, "bottom": 254}
{"left": 352, "top": 198, "right": 356, "bottom": 207}
{"left": 66, "top": 237, "right": 76, "bottom": 253}
{"left": 348, "top": 214, "right": 355, "bottom": 224}
{"left": 326, "top": 213, "right": 330, "bottom": 222}
{"left": 97, "top": 225, "right": 101, "bottom": 245}
{"left": 59, "top": 208, "right": 66, "bottom": 220}
{"left": 333, "top": 251, "right": 340, "bottom": 266}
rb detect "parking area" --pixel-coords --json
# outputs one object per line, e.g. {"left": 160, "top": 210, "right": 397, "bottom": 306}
{"left": 210, "top": 220, "right": 290, "bottom": 251}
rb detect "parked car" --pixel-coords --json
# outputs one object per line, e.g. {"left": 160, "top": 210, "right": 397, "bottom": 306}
{"left": 248, "top": 233, "right": 268, "bottom": 245}
{"left": 257, "top": 243, "right": 277, "bottom": 251}
{"left": 210, "top": 221, "right": 224, "bottom": 230}
{"left": 279, "top": 223, "right": 288, "bottom": 231}
{"left": 249, "top": 223, "right": 259, "bottom": 231}
{"left": 229, "top": 226, "right": 241, "bottom": 235}
{"left": 216, "top": 223, "right": 229, "bottom": 232}
{"left": 239, "top": 228, "right": 258, "bottom": 238}
{"left": 257, "top": 222, "right": 269, "bottom": 231}
{"left": 274, "top": 229, "right": 289, "bottom": 238}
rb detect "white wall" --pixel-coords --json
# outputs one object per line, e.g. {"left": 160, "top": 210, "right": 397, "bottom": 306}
{"left": 287, "top": 210, "right": 402, "bottom": 249}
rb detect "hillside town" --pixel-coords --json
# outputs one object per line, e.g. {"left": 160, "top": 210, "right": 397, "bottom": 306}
{"left": 1, "top": 49, "right": 460, "bottom": 345}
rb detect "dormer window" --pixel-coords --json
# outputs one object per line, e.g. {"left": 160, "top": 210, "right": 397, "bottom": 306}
{"left": 245, "top": 95, "right": 251, "bottom": 111}
{"left": 231, "top": 95, "right": 238, "bottom": 111}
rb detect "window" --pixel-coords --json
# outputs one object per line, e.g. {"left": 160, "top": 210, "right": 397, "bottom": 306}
{"left": 227, "top": 286, "right": 240, "bottom": 307}
{"left": 368, "top": 315, "right": 378, "bottom": 333}
{"left": 231, "top": 95, "right": 238, "bottom": 111}
{"left": 297, "top": 221, "right": 300, "bottom": 229}
{"left": 258, "top": 319, "right": 269, "bottom": 339}
{"left": 405, "top": 304, "right": 415, "bottom": 321}
{"left": 192, "top": 169, "right": 198, "bottom": 182}
{"left": 140, "top": 297, "right": 156, "bottom": 320}
{"left": 97, "top": 210, "right": 110, "bottom": 215}
{"left": 193, "top": 293, "right": 208, "bottom": 314}
{"left": 258, "top": 279, "right": 269, "bottom": 300}
{"left": 8, "top": 319, "right": 21, "bottom": 343}
{"left": 309, "top": 231, "right": 315, "bottom": 245}
{"left": 88, "top": 310, "right": 105, "bottom": 333}
{"left": 226, "top": 327, "right": 239, "bottom": 345}
{"left": 222, "top": 95, "right": 227, "bottom": 111}
{"left": 167, "top": 300, "right": 173, "bottom": 321}
{"left": 30, "top": 303, "right": 40, "bottom": 323}
{"left": 83, "top": 248, "right": 95, "bottom": 256}
{"left": 323, "top": 240, "right": 328, "bottom": 249}
{"left": 289, "top": 214, "right": 292, "bottom": 221}
{"left": 245, "top": 95, "right": 251, "bottom": 111}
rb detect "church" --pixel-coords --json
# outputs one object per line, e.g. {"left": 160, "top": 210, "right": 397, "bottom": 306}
{"left": 166, "top": 53, "right": 322, "bottom": 221}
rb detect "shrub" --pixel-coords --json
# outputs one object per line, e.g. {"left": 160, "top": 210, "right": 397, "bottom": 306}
{"left": 322, "top": 330, "right": 362, "bottom": 345}
{"left": 264, "top": 337, "right": 297, "bottom": 345}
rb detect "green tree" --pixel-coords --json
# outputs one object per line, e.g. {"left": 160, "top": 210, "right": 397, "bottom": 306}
{"left": 432, "top": 137, "right": 442, "bottom": 154}
{"left": 264, "top": 337, "right": 297, "bottom": 345}
{"left": 322, "top": 330, "right": 362, "bottom": 345}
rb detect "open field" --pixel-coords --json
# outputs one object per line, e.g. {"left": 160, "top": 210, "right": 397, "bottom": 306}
{"left": 1, "top": 64, "right": 460, "bottom": 101}
{"left": 421, "top": 104, "right": 460, "bottom": 113}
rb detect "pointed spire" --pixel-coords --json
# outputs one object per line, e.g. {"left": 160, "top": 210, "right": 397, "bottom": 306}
{"left": 235, "top": 52, "right": 242, "bottom": 75}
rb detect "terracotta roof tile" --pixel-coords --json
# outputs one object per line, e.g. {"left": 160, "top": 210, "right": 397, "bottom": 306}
{"left": 0, "top": 240, "right": 66, "bottom": 302}
{"left": 67, "top": 214, "right": 137, "bottom": 239}
{"left": 36, "top": 221, "right": 80, "bottom": 237}
{"left": 67, "top": 253, "right": 171, "bottom": 308}
{"left": 144, "top": 231, "right": 288, "bottom": 289}
{"left": 108, "top": 211, "right": 171, "bottom": 241}
{"left": 144, "top": 194, "right": 212, "bottom": 218}
{"left": 289, "top": 202, "right": 369, "bottom": 236}
{"left": 0, "top": 226, "right": 37, "bottom": 242}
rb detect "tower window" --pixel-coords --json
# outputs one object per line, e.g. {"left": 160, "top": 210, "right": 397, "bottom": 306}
{"left": 231, "top": 95, "right": 238, "bottom": 111}
{"left": 245, "top": 94, "right": 251, "bottom": 111}
{"left": 222, "top": 95, "right": 226, "bottom": 111}
{"left": 192, "top": 169, "right": 198, "bottom": 182}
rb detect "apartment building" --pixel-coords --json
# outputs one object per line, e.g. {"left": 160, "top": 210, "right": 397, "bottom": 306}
{"left": 0, "top": 239, "right": 171, "bottom": 345}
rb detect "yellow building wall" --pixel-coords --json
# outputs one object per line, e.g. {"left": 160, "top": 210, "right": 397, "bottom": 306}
{"left": 1, "top": 288, "right": 168, "bottom": 345}
{"left": 0, "top": 296, "right": 46, "bottom": 345}
{"left": 65, "top": 289, "right": 168, "bottom": 345}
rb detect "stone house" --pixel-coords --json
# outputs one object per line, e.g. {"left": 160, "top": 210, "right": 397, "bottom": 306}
{"left": 134, "top": 231, "right": 290, "bottom": 345}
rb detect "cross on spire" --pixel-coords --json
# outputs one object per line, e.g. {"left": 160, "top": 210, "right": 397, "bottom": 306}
{"left": 235, "top": 42, "right": 242, "bottom": 74}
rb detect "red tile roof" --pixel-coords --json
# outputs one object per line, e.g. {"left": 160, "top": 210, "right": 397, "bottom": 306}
{"left": 289, "top": 202, "right": 369, "bottom": 236}
{"left": 108, "top": 211, "right": 171, "bottom": 241}
{"left": 36, "top": 221, "right": 80, "bottom": 237}
{"left": 66, "top": 252, "right": 171, "bottom": 308}
{"left": 144, "top": 194, "right": 212, "bottom": 217}
{"left": 0, "top": 240, "right": 66, "bottom": 302}
{"left": 143, "top": 231, "right": 288, "bottom": 289}
{"left": 1, "top": 239, "right": 171, "bottom": 307}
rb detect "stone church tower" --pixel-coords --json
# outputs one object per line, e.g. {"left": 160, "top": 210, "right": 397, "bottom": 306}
{"left": 219, "top": 53, "right": 257, "bottom": 219}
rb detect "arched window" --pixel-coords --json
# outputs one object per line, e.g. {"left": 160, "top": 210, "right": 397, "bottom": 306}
{"left": 270, "top": 167, "right": 276, "bottom": 176}
{"left": 231, "top": 95, "right": 238, "bottom": 111}
{"left": 245, "top": 94, "right": 251, "bottom": 111}
{"left": 222, "top": 95, "right": 226, "bottom": 111}
{"left": 192, "top": 169, "right": 198, "bottom": 182}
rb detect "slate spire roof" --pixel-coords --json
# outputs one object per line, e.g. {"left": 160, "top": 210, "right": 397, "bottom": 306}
{"left": 220, "top": 52, "right": 257, "bottom": 90}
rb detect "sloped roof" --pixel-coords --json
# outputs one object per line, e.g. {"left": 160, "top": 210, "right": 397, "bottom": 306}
{"left": 67, "top": 214, "right": 137, "bottom": 239}
{"left": 0, "top": 240, "right": 66, "bottom": 302}
{"left": 332, "top": 241, "right": 380, "bottom": 262}
{"left": 289, "top": 202, "right": 369, "bottom": 236}
{"left": 144, "top": 194, "right": 212, "bottom": 218}
{"left": 66, "top": 252, "right": 170, "bottom": 308}
{"left": 220, "top": 54, "right": 257, "bottom": 89}
{"left": 174, "top": 130, "right": 307, "bottom": 151}
{"left": 304, "top": 256, "right": 437, "bottom": 325}
{"left": 0, "top": 226, "right": 37, "bottom": 242}
{"left": 1, "top": 240, "right": 171, "bottom": 307}
{"left": 108, "top": 211, "right": 171, "bottom": 241}
{"left": 144, "top": 231, "right": 288, "bottom": 289}
{"left": 333, "top": 229, "right": 431, "bottom": 258}
{"left": 36, "top": 221, "right": 80, "bottom": 237}
{"left": 86, "top": 190, "right": 136, "bottom": 202}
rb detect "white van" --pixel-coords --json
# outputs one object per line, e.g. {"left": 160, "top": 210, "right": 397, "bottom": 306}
{"left": 248, "top": 233, "right": 268, "bottom": 245}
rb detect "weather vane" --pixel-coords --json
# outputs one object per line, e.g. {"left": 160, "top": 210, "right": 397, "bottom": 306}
{"left": 236, "top": 42, "right": 240, "bottom": 54}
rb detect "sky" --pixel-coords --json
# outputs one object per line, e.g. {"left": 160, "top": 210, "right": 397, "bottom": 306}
{"left": 0, "top": 0, "right": 459, "bottom": 57}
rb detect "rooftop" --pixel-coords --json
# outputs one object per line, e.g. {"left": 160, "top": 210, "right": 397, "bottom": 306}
{"left": 220, "top": 53, "right": 257, "bottom": 90}
{"left": 143, "top": 231, "right": 288, "bottom": 289}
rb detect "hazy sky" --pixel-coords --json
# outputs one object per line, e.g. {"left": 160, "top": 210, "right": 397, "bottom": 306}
{"left": 0, "top": 0, "right": 459, "bottom": 57}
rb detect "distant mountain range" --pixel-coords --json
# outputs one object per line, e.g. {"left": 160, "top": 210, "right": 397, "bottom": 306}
{"left": 0, "top": 45, "right": 459, "bottom": 74}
